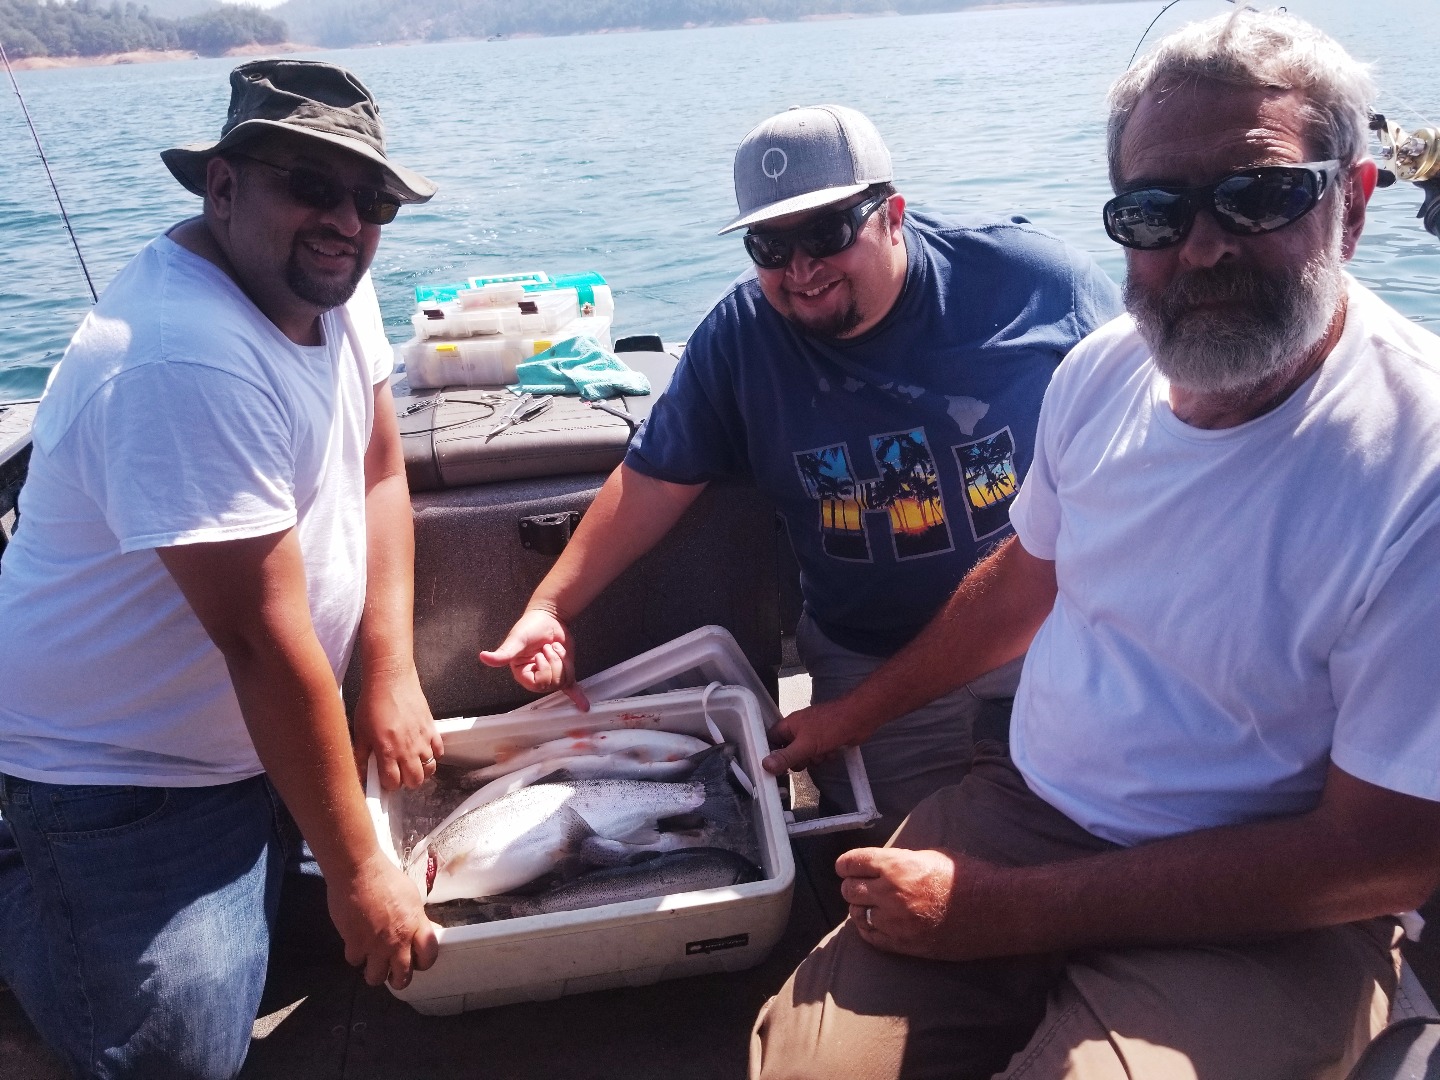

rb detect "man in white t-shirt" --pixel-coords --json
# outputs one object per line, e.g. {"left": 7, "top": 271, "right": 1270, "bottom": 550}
{"left": 752, "top": 11, "right": 1440, "bottom": 1079}
{"left": 0, "top": 61, "right": 442, "bottom": 1078}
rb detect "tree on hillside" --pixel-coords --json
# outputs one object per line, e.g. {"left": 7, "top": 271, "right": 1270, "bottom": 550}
{"left": 0, "top": 0, "right": 283, "bottom": 59}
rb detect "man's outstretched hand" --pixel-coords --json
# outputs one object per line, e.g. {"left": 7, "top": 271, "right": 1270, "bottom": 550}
{"left": 762, "top": 698, "right": 875, "bottom": 776}
{"left": 479, "top": 608, "right": 590, "bottom": 710}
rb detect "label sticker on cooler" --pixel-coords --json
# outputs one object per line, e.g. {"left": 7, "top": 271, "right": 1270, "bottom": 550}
{"left": 686, "top": 933, "right": 749, "bottom": 955}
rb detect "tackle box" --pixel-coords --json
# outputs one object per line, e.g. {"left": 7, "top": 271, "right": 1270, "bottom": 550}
{"left": 367, "top": 685, "right": 795, "bottom": 1015}
{"left": 404, "top": 269, "right": 617, "bottom": 390}
{"left": 400, "top": 314, "right": 613, "bottom": 390}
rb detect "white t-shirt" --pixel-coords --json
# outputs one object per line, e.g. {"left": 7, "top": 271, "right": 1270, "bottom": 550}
{"left": 1009, "top": 278, "right": 1440, "bottom": 846}
{"left": 0, "top": 236, "right": 394, "bottom": 786}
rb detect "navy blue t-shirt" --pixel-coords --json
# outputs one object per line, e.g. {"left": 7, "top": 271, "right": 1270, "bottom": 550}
{"left": 626, "top": 212, "right": 1122, "bottom": 656}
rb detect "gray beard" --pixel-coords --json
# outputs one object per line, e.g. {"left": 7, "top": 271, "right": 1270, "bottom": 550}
{"left": 1125, "top": 236, "right": 1345, "bottom": 397}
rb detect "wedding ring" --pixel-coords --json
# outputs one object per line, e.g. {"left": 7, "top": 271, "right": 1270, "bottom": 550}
{"left": 864, "top": 907, "right": 874, "bottom": 929}
{"left": 420, "top": 756, "right": 435, "bottom": 767}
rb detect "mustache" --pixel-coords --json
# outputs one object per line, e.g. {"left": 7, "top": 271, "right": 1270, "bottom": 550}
{"left": 1144, "top": 265, "right": 1287, "bottom": 320}
{"left": 296, "top": 229, "right": 360, "bottom": 257}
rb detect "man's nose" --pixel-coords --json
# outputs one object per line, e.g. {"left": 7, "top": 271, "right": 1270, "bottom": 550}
{"left": 1176, "top": 206, "right": 1243, "bottom": 270}
{"left": 318, "top": 190, "right": 365, "bottom": 237}
{"left": 785, "top": 248, "right": 825, "bottom": 282}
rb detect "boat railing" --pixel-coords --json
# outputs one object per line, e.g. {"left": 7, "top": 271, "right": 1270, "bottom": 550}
{"left": 0, "top": 400, "right": 36, "bottom": 564}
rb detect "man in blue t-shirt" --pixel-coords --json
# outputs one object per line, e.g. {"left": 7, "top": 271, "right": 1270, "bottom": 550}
{"left": 483, "top": 104, "right": 1120, "bottom": 831}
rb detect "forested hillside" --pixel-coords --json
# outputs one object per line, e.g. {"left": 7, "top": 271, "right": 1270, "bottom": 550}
{"left": 277, "top": 0, "right": 1035, "bottom": 48}
{"left": 2, "top": 0, "right": 1089, "bottom": 59}
{"left": 0, "top": 0, "right": 286, "bottom": 58}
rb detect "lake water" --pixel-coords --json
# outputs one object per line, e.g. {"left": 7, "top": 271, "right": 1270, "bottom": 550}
{"left": 3, "top": 0, "right": 1439, "bottom": 402}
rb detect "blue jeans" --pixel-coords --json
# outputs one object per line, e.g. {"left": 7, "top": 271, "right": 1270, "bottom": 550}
{"left": 0, "top": 773, "right": 289, "bottom": 1080}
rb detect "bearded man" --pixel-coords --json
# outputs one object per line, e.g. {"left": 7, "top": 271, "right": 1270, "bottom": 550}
{"left": 750, "top": 10, "right": 1440, "bottom": 1080}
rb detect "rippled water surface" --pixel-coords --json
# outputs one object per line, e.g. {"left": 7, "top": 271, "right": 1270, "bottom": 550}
{"left": 3, "top": 0, "right": 1438, "bottom": 401}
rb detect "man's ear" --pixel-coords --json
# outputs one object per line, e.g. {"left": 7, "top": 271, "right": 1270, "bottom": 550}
{"left": 1340, "top": 158, "right": 1377, "bottom": 260}
{"left": 205, "top": 155, "right": 240, "bottom": 223}
{"left": 885, "top": 193, "right": 907, "bottom": 243}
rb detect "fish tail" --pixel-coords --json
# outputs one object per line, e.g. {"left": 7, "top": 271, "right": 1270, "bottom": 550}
{"left": 693, "top": 745, "right": 744, "bottom": 825}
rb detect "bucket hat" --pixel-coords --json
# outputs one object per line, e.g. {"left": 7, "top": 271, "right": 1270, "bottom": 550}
{"left": 720, "top": 104, "right": 891, "bottom": 234}
{"left": 162, "top": 59, "right": 437, "bottom": 203}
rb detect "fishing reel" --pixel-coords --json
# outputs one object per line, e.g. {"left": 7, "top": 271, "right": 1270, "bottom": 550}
{"left": 1369, "top": 112, "right": 1440, "bottom": 239}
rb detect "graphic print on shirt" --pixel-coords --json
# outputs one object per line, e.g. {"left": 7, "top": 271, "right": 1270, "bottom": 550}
{"left": 870, "top": 428, "right": 954, "bottom": 559}
{"left": 795, "top": 443, "right": 872, "bottom": 561}
{"left": 953, "top": 427, "right": 1019, "bottom": 540}
{"left": 794, "top": 427, "right": 954, "bottom": 563}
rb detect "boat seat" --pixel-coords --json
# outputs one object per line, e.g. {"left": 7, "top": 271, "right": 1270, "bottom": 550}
{"left": 1346, "top": 1017, "right": 1440, "bottom": 1080}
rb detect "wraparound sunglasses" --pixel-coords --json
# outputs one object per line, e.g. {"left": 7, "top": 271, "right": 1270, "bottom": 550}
{"left": 743, "top": 190, "right": 891, "bottom": 270}
{"left": 228, "top": 152, "right": 405, "bottom": 226}
{"left": 1103, "top": 160, "right": 1341, "bottom": 251}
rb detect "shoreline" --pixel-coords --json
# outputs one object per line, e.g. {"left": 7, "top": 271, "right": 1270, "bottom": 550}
{"left": 9, "top": 41, "right": 317, "bottom": 71}
{"left": 7, "top": 0, "right": 1116, "bottom": 69}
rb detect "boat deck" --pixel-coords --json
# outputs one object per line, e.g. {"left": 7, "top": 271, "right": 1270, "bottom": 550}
{"left": 3, "top": 671, "right": 1440, "bottom": 1079}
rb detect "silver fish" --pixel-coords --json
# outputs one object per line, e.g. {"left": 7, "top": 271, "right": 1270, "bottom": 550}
{"left": 410, "top": 747, "right": 742, "bottom": 904}
{"left": 470, "top": 729, "right": 711, "bottom": 782}
{"left": 429, "top": 848, "right": 764, "bottom": 925}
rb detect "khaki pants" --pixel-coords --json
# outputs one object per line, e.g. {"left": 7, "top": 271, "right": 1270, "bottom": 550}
{"left": 751, "top": 745, "right": 1400, "bottom": 1080}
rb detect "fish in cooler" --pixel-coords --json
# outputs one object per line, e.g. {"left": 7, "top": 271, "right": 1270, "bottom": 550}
{"left": 464, "top": 728, "right": 712, "bottom": 783}
{"left": 408, "top": 746, "right": 744, "bottom": 904}
{"left": 427, "top": 848, "right": 765, "bottom": 926}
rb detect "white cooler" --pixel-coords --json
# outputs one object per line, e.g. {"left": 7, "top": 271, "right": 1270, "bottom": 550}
{"left": 367, "top": 685, "right": 792, "bottom": 1015}
{"left": 365, "top": 627, "right": 876, "bottom": 1015}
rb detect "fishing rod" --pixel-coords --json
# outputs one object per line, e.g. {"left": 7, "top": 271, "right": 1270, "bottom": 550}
{"left": 1371, "top": 114, "right": 1440, "bottom": 239}
{"left": 0, "top": 38, "right": 98, "bottom": 304}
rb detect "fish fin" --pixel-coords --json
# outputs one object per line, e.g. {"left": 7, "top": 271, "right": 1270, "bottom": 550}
{"left": 692, "top": 745, "right": 745, "bottom": 825}
{"left": 578, "top": 834, "right": 689, "bottom": 866}
{"left": 533, "top": 767, "right": 574, "bottom": 784}
{"left": 578, "top": 835, "right": 635, "bottom": 867}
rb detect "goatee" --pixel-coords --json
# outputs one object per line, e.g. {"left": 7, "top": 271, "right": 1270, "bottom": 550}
{"left": 286, "top": 234, "right": 366, "bottom": 310}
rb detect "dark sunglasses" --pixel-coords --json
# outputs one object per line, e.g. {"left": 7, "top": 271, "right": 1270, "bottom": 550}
{"left": 229, "top": 153, "right": 404, "bottom": 226}
{"left": 743, "top": 190, "right": 891, "bottom": 270}
{"left": 1103, "top": 160, "right": 1341, "bottom": 251}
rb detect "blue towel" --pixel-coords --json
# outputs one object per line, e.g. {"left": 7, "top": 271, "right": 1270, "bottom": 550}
{"left": 511, "top": 336, "right": 651, "bottom": 401}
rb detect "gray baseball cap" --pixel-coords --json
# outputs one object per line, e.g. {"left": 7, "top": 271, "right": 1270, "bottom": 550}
{"left": 720, "top": 104, "right": 892, "bottom": 234}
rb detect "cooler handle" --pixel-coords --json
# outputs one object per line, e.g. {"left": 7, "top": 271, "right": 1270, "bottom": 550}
{"left": 782, "top": 745, "right": 881, "bottom": 837}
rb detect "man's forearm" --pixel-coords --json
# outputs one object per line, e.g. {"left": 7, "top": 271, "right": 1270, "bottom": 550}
{"left": 839, "top": 536, "right": 1058, "bottom": 738}
{"left": 956, "top": 766, "right": 1440, "bottom": 958}
{"left": 225, "top": 630, "right": 383, "bottom": 875}
{"left": 527, "top": 463, "right": 706, "bottom": 621}
{"left": 160, "top": 533, "right": 386, "bottom": 875}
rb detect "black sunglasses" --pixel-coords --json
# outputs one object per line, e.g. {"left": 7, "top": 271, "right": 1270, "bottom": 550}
{"left": 743, "top": 190, "right": 891, "bottom": 270}
{"left": 1103, "top": 160, "right": 1341, "bottom": 251}
{"left": 229, "top": 153, "right": 404, "bottom": 226}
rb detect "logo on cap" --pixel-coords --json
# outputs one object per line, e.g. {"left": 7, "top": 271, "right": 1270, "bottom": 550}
{"left": 761, "top": 147, "right": 788, "bottom": 180}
